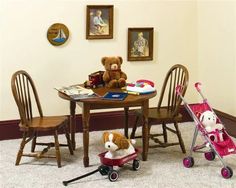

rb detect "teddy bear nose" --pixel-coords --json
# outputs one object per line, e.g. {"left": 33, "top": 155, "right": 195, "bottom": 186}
{"left": 108, "top": 145, "right": 110, "bottom": 148}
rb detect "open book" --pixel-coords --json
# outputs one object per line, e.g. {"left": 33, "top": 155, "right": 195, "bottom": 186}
{"left": 55, "top": 85, "right": 99, "bottom": 100}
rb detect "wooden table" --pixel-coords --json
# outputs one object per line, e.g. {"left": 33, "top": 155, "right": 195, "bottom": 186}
{"left": 58, "top": 87, "right": 156, "bottom": 167}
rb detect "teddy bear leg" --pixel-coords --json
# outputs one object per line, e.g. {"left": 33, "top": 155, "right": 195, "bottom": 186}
{"left": 108, "top": 80, "right": 118, "bottom": 88}
{"left": 118, "top": 78, "right": 126, "bottom": 88}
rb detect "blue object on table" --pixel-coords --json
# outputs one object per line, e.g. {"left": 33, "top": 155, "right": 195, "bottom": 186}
{"left": 103, "top": 92, "right": 128, "bottom": 101}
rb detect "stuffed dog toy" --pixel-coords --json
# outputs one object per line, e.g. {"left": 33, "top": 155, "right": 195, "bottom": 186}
{"left": 200, "top": 110, "right": 224, "bottom": 142}
{"left": 102, "top": 131, "right": 136, "bottom": 159}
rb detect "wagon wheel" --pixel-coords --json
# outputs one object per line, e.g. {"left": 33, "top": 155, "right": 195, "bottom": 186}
{"left": 132, "top": 159, "right": 140, "bottom": 171}
{"left": 99, "top": 165, "right": 112, "bottom": 176}
{"left": 108, "top": 170, "right": 119, "bottom": 182}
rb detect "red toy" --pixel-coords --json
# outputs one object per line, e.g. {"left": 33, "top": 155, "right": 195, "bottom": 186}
{"left": 84, "top": 71, "right": 105, "bottom": 88}
{"left": 176, "top": 82, "right": 236, "bottom": 179}
{"left": 62, "top": 149, "right": 140, "bottom": 186}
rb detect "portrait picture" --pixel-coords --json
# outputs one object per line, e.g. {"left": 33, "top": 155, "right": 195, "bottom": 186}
{"left": 128, "top": 28, "right": 154, "bottom": 61}
{"left": 86, "top": 5, "right": 113, "bottom": 39}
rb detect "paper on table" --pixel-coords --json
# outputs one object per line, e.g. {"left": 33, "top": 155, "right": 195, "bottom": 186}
{"left": 55, "top": 85, "right": 97, "bottom": 100}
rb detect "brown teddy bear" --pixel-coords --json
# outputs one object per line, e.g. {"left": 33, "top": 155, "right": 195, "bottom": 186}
{"left": 101, "top": 56, "right": 127, "bottom": 88}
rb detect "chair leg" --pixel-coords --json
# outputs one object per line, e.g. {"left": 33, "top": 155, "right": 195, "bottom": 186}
{"left": 162, "top": 122, "right": 167, "bottom": 143}
{"left": 63, "top": 126, "right": 74, "bottom": 155}
{"left": 54, "top": 130, "right": 61, "bottom": 168}
{"left": 130, "top": 115, "right": 140, "bottom": 139}
{"left": 15, "top": 131, "right": 27, "bottom": 166}
{"left": 174, "top": 122, "right": 186, "bottom": 153}
{"left": 31, "top": 131, "right": 37, "bottom": 152}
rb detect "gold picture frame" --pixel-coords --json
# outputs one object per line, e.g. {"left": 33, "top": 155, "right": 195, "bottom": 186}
{"left": 127, "top": 28, "right": 154, "bottom": 61}
{"left": 86, "top": 5, "right": 114, "bottom": 40}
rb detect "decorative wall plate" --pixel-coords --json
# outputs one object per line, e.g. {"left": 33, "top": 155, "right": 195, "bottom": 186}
{"left": 47, "top": 23, "right": 69, "bottom": 46}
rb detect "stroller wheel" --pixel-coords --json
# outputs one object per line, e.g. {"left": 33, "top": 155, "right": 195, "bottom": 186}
{"left": 108, "top": 170, "right": 119, "bottom": 182}
{"left": 183, "top": 156, "right": 194, "bottom": 168}
{"left": 204, "top": 151, "right": 215, "bottom": 161}
{"left": 221, "top": 166, "right": 233, "bottom": 179}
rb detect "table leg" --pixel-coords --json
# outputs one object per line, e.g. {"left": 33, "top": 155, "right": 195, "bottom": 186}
{"left": 82, "top": 103, "right": 90, "bottom": 167}
{"left": 124, "top": 107, "right": 129, "bottom": 138}
{"left": 142, "top": 100, "right": 149, "bottom": 161}
{"left": 70, "top": 101, "right": 76, "bottom": 150}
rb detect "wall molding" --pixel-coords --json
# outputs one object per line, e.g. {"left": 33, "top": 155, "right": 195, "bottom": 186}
{"left": 0, "top": 107, "right": 235, "bottom": 140}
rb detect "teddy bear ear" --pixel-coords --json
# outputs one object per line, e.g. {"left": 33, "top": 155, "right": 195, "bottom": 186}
{"left": 117, "top": 56, "right": 123, "bottom": 64}
{"left": 102, "top": 132, "right": 109, "bottom": 143}
{"left": 101, "top": 57, "right": 107, "bottom": 65}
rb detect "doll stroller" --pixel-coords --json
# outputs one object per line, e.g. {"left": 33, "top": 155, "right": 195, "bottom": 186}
{"left": 176, "top": 82, "right": 236, "bottom": 179}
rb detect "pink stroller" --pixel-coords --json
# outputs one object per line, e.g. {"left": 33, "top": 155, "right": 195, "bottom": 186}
{"left": 176, "top": 82, "right": 236, "bottom": 179}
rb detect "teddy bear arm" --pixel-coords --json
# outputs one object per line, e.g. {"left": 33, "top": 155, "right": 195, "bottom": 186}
{"left": 215, "top": 123, "right": 223, "bottom": 130}
{"left": 120, "top": 72, "right": 127, "bottom": 80}
{"left": 103, "top": 71, "right": 110, "bottom": 82}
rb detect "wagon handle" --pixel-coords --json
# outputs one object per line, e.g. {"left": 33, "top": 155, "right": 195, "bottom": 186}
{"left": 195, "top": 82, "right": 202, "bottom": 92}
{"left": 175, "top": 85, "right": 183, "bottom": 96}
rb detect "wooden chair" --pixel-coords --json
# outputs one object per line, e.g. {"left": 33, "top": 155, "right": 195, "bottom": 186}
{"left": 130, "top": 64, "right": 189, "bottom": 153}
{"left": 11, "top": 70, "right": 73, "bottom": 167}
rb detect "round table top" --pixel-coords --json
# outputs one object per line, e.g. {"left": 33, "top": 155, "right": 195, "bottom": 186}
{"left": 58, "top": 86, "right": 157, "bottom": 106}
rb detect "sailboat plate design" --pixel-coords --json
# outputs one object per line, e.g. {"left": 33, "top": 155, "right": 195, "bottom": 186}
{"left": 47, "top": 23, "right": 69, "bottom": 46}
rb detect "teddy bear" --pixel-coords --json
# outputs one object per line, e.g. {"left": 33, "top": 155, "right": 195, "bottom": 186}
{"left": 102, "top": 131, "right": 136, "bottom": 159}
{"left": 101, "top": 56, "right": 127, "bottom": 88}
{"left": 199, "top": 110, "right": 224, "bottom": 142}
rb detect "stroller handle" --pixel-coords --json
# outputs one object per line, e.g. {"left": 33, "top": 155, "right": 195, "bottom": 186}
{"left": 195, "top": 82, "right": 202, "bottom": 92}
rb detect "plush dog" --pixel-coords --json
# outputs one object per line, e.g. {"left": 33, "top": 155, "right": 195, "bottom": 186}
{"left": 200, "top": 110, "right": 224, "bottom": 142}
{"left": 102, "top": 131, "right": 136, "bottom": 159}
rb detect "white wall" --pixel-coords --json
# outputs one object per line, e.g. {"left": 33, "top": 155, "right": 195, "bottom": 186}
{"left": 0, "top": 0, "right": 206, "bottom": 121}
{"left": 197, "top": 1, "right": 236, "bottom": 116}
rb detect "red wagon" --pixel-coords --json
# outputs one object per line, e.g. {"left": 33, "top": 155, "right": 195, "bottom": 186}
{"left": 98, "top": 149, "right": 140, "bottom": 182}
{"left": 63, "top": 149, "right": 140, "bottom": 186}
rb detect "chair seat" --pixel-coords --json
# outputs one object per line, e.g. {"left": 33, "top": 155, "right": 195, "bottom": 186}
{"left": 19, "top": 116, "right": 68, "bottom": 131}
{"left": 135, "top": 108, "right": 183, "bottom": 122}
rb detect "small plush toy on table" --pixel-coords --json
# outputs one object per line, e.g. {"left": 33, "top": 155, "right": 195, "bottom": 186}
{"left": 101, "top": 56, "right": 127, "bottom": 88}
{"left": 102, "top": 131, "right": 136, "bottom": 159}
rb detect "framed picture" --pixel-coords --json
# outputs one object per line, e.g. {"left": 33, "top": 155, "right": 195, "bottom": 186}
{"left": 127, "top": 28, "right": 154, "bottom": 61}
{"left": 86, "top": 5, "right": 114, "bottom": 39}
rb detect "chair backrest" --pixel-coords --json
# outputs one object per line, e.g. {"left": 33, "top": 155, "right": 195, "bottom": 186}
{"left": 157, "top": 64, "right": 189, "bottom": 117}
{"left": 11, "top": 70, "right": 43, "bottom": 126}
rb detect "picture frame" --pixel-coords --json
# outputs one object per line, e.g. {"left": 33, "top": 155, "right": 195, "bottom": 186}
{"left": 127, "top": 28, "right": 154, "bottom": 61}
{"left": 86, "top": 5, "right": 114, "bottom": 39}
{"left": 47, "top": 23, "right": 69, "bottom": 46}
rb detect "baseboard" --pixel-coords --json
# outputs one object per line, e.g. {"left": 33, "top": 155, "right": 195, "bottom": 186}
{"left": 0, "top": 107, "right": 235, "bottom": 140}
